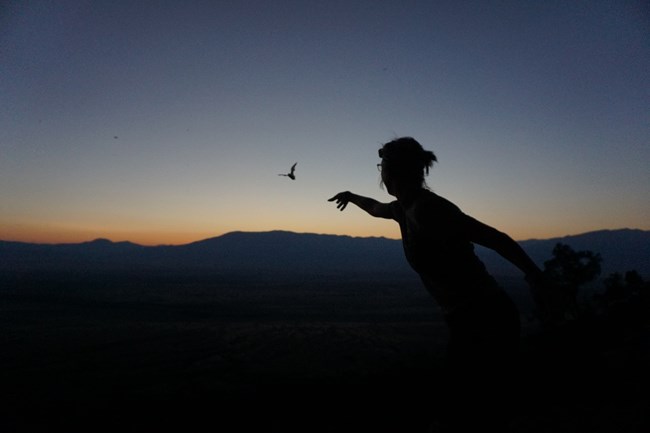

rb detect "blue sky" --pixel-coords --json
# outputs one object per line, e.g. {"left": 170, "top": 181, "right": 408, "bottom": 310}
{"left": 1, "top": 0, "right": 648, "bottom": 244}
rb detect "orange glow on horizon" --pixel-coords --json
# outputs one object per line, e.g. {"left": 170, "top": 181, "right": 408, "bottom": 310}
{"left": 1, "top": 220, "right": 400, "bottom": 245}
{"left": 2, "top": 217, "right": 647, "bottom": 246}
{"left": 3, "top": 223, "right": 645, "bottom": 246}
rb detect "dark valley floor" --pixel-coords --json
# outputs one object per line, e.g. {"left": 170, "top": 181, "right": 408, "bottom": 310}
{"left": 1, "top": 277, "right": 648, "bottom": 432}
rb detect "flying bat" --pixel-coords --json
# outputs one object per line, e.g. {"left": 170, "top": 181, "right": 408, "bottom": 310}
{"left": 278, "top": 162, "right": 297, "bottom": 180}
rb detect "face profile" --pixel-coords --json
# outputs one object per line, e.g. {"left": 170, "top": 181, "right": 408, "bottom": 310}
{"left": 374, "top": 137, "right": 437, "bottom": 199}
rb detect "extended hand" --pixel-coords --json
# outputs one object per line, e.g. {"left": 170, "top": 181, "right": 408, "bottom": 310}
{"left": 328, "top": 191, "right": 352, "bottom": 211}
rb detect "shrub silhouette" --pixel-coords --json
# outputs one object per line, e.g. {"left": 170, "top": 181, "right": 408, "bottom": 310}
{"left": 535, "top": 243, "right": 602, "bottom": 326}
{"left": 596, "top": 270, "right": 650, "bottom": 322}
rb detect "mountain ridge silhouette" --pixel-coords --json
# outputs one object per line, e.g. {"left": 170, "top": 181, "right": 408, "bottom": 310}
{"left": 1, "top": 228, "right": 648, "bottom": 278}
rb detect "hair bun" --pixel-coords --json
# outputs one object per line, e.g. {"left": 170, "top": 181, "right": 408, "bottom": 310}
{"left": 380, "top": 137, "right": 437, "bottom": 172}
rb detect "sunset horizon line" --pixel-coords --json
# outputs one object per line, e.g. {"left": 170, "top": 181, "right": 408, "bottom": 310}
{"left": 2, "top": 227, "right": 647, "bottom": 247}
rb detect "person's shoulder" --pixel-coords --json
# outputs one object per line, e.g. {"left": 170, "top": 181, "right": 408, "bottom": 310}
{"left": 419, "top": 190, "right": 462, "bottom": 213}
{"left": 388, "top": 200, "right": 402, "bottom": 215}
{"left": 411, "top": 191, "right": 464, "bottom": 226}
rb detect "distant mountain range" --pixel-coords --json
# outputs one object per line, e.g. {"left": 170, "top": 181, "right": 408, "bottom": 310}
{"left": 1, "top": 229, "right": 649, "bottom": 279}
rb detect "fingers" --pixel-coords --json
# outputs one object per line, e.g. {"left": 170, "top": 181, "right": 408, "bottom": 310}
{"left": 328, "top": 193, "right": 348, "bottom": 210}
{"left": 328, "top": 192, "right": 345, "bottom": 201}
{"left": 328, "top": 192, "right": 343, "bottom": 201}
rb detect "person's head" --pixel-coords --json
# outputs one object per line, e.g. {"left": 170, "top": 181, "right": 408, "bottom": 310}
{"left": 378, "top": 137, "right": 437, "bottom": 195}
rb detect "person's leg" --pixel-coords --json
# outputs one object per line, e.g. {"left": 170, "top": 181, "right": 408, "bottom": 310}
{"left": 441, "top": 291, "right": 521, "bottom": 431}
{"left": 476, "top": 291, "right": 522, "bottom": 430}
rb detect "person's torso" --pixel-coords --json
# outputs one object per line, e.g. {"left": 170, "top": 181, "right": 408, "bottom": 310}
{"left": 391, "top": 190, "right": 499, "bottom": 312}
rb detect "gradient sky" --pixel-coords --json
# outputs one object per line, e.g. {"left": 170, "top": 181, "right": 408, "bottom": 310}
{"left": 1, "top": 0, "right": 648, "bottom": 245}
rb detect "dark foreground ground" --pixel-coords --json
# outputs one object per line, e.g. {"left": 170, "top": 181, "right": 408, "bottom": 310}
{"left": 1, "top": 273, "right": 648, "bottom": 432}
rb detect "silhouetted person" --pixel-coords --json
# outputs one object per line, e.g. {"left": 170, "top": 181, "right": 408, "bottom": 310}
{"left": 329, "top": 137, "right": 545, "bottom": 432}
{"left": 279, "top": 162, "right": 297, "bottom": 180}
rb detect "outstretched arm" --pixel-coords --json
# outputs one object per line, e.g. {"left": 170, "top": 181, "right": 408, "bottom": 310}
{"left": 464, "top": 215, "right": 543, "bottom": 281}
{"left": 328, "top": 191, "right": 393, "bottom": 219}
{"left": 464, "top": 214, "right": 571, "bottom": 327}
